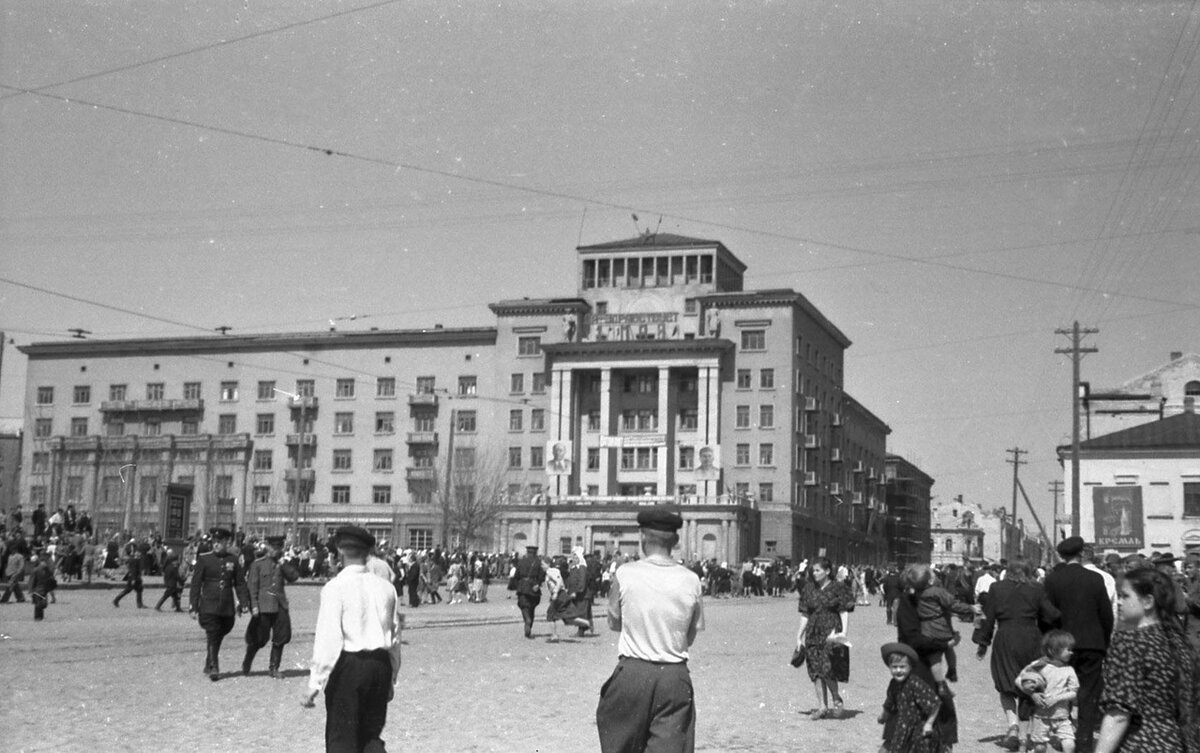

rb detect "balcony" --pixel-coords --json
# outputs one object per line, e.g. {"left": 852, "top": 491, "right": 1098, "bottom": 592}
{"left": 803, "top": 397, "right": 818, "bottom": 412}
{"left": 288, "top": 396, "right": 319, "bottom": 410}
{"left": 100, "top": 398, "right": 204, "bottom": 413}
{"left": 804, "top": 434, "right": 819, "bottom": 449}
{"left": 408, "top": 393, "right": 439, "bottom": 406}
{"left": 804, "top": 471, "right": 818, "bottom": 486}
{"left": 830, "top": 448, "right": 842, "bottom": 462}
{"left": 406, "top": 466, "right": 437, "bottom": 481}
{"left": 285, "top": 468, "right": 315, "bottom": 483}
{"left": 853, "top": 460, "right": 865, "bottom": 473}
{"left": 830, "top": 482, "right": 842, "bottom": 495}
{"left": 831, "top": 413, "right": 843, "bottom": 427}
{"left": 285, "top": 434, "right": 317, "bottom": 446}
{"left": 405, "top": 431, "right": 438, "bottom": 445}
{"left": 853, "top": 491, "right": 865, "bottom": 505}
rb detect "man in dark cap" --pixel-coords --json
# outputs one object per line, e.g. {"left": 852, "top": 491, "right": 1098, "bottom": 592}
{"left": 1043, "top": 535, "right": 1112, "bottom": 753}
{"left": 596, "top": 506, "right": 704, "bottom": 753}
{"left": 242, "top": 534, "right": 300, "bottom": 678}
{"left": 302, "top": 525, "right": 403, "bottom": 753}
{"left": 189, "top": 527, "right": 250, "bottom": 681}
{"left": 514, "top": 544, "right": 545, "bottom": 639}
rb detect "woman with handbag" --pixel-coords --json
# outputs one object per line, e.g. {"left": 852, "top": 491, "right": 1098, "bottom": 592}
{"left": 795, "top": 557, "right": 855, "bottom": 719}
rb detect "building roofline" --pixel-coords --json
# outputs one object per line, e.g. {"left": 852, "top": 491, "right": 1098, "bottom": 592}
{"left": 18, "top": 327, "right": 498, "bottom": 358}
{"left": 576, "top": 234, "right": 747, "bottom": 274}
{"left": 885, "top": 454, "right": 935, "bottom": 486}
{"left": 697, "top": 289, "right": 852, "bottom": 348}
{"left": 488, "top": 298, "right": 590, "bottom": 316}
{"left": 542, "top": 338, "right": 735, "bottom": 359}
{"left": 842, "top": 392, "right": 892, "bottom": 435}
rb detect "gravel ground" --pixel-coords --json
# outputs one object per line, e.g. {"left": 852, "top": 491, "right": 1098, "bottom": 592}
{"left": 1, "top": 583, "right": 1013, "bottom": 753}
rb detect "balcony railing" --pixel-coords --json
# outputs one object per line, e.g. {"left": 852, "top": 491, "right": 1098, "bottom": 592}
{"left": 405, "top": 431, "right": 438, "bottom": 445}
{"left": 288, "top": 396, "right": 319, "bottom": 410}
{"left": 408, "top": 393, "right": 439, "bottom": 406}
{"left": 830, "top": 448, "right": 842, "bottom": 462}
{"left": 100, "top": 398, "right": 204, "bottom": 412}
{"left": 285, "top": 468, "right": 315, "bottom": 482}
{"left": 804, "top": 397, "right": 818, "bottom": 412}
{"left": 406, "top": 466, "right": 436, "bottom": 481}
{"left": 550, "top": 494, "right": 755, "bottom": 507}
{"left": 285, "top": 434, "right": 318, "bottom": 446}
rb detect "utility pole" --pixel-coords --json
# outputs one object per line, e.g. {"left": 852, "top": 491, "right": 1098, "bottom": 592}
{"left": 274, "top": 387, "right": 308, "bottom": 544}
{"left": 1055, "top": 322, "right": 1098, "bottom": 537}
{"left": 1006, "top": 447, "right": 1027, "bottom": 561}
{"left": 1048, "top": 480, "right": 1064, "bottom": 542}
{"left": 443, "top": 408, "right": 456, "bottom": 548}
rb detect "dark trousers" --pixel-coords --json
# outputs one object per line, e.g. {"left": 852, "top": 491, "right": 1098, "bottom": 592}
{"left": 407, "top": 583, "right": 420, "bottom": 608}
{"left": 33, "top": 592, "right": 48, "bottom": 620}
{"left": 198, "top": 614, "right": 235, "bottom": 673}
{"left": 114, "top": 579, "right": 144, "bottom": 606}
{"left": 156, "top": 586, "right": 183, "bottom": 610}
{"left": 1, "top": 575, "right": 25, "bottom": 603}
{"left": 325, "top": 649, "right": 392, "bottom": 753}
{"left": 1073, "top": 648, "right": 1105, "bottom": 751}
{"left": 596, "top": 657, "right": 695, "bottom": 753}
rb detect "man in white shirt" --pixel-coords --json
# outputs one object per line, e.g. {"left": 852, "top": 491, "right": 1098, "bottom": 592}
{"left": 596, "top": 506, "right": 704, "bottom": 753}
{"left": 302, "top": 526, "right": 403, "bottom": 753}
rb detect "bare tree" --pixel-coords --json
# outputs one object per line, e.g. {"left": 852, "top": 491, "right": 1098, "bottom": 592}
{"left": 432, "top": 442, "right": 511, "bottom": 550}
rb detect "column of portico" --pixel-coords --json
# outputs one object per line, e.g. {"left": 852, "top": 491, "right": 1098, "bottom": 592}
{"left": 551, "top": 367, "right": 574, "bottom": 498}
{"left": 599, "top": 367, "right": 613, "bottom": 496}
{"left": 722, "top": 519, "right": 731, "bottom": 564}
{"left": 699, "top": 361, "right": 721, "bottom": 500}
{"left": 657, "top": 366, "right": 671, "bottom": 495}
{"left": 584, "top": 523, "right": 593, "bottom": 553}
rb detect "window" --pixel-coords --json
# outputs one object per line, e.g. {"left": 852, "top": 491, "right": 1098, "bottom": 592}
{"left": 183, "top": 382, "right": 201, "bottom": 400}
{"left": 33, "top": 418, "right": 51, "bottom": 438}
{"left": 181, "top": 419, "right": 198, "bottom": 435}
{"left": 409, "top": 528, "right": 433, "bottom": 548}
{"left": 253, "top": 450, "right": 273, "bottom": 471}
{"left": 29, "top": 485, "right": 47, "bottom": 507}
{"left": 508, "top": 447, "right": 523, "bottom": 468}
{"left": 255, "top": 414, "right": 275, "bottom": 435}
{"left": 413, "top": 412, "right": 435, "bottom": 432}
{"left": 36, "top": 386, "right": 54, "bottom": 405}
{"left": 678, "top": 446, "right": 694, "bottom": 470}
{"left": 411, "top": 448, "right": 435, "bottom": 468}
{"left": 679, "top": 377, "right": 697, "bottom": 393}
{"left": 530, "top": 409, "right": 545, "bottom": 431}
{"left": 109, "top": 384, "right": 127, "bottom": 401}
{"left": 587, "top": 447, "right": 600, "bottom": 470}
{"left": 735, "top": 443, "right": 750, "bottom": 465}
{"left": 336, "top": 378, "right": 355, "bottom": 398}
{"left": 32, "top": 452, "right": 49, "bottom": 474}
{"left": 517, "top": 336, "right": 542, "bottom": 356}
{"left": 256, "top": 381, "right": 276, "bottom": 400}
{"left": 759, "top": 443, "right": 774, "bottom": 466}
{"left": 532, "top": 373, "right": 547, "bottom": 394}
{"left": 412, "top": 486, "right": 434, "bottom": 505}
{"left": 1186, "top": 483, "right": 1200, "bottom": 518}
{"left": 334, "top": 412, "right": 354, "bottom": 434}
{"left": 373, "top": 485, "right": 392, "bottom": 505}
{"left": 760, "top": 369, "right": 775, "bottom": 389}
{"left": 624, "top": 374, "right": 657, "bottom": 393}
{"left": 458, "top": 376, "right": 477, "bottom": 396}
{"left": 735, "top": 405, "right": 750, "bottom": 428}
{"left": 530, "top": 446, "right": 544, "bottom": 467}
{"left": 736, "top": 370, "right": 752, "bottom": 389}
{"left": 71, "top": 417, "right": 88, "bottom": 436}
{"left": 416, "top": 376, "right": 436, "bottom": 394}
{"left": 218, "top": 414, "right": 237, "bottom": 434}
{"left": 73, "top": 385, "right": 91, "bottom": 404}
{"left": 454, "top": 447, "right": 476, "bottom": 469}
{"left": 106, "top": 420, "right": 123, "bottom": 437}
{"left": 678, "top": 409, "right": 698, "bottom": 431}
{"left": 143, "top": 382, "right": 163, "bottom": 401}
{"left": 587, "top": 410, "right": 601, "bottom": 431}
{"left": 253, "top": 486, "right": 272, "bottom": 506}
{"left": 510, "top": 373, "right": 525, "bottom": 393}
{"left": 639, "top": 409, "right": 657, "bottom": 430}
{"left": 333, "top": 449, "right": 353, "bottom": 471}
{"left": 735, "top": 482, "right": 750, "bottom": 499}
{"left": 144, "top": 418, "right": 162, "bottom": 436}
{"left": 509, "top": 410, "right": 523, "bottom": 431}
{"left": 220, "top": 381, "right": 238, "bottom": 401}
{"left": 759, "top": 405, "right": 774, "bottom": 428}
{"left": 456, "top": 411, "right": 477, "bottom": 432}
{"left": 741, "top": 330, "right": 765, "bottom": 350}
{"left": 758, "top": 483, "right": 774, "bottom": 503}
{"left": 1187, "top": 381, "right": 1200, "bottom": 396}
{"left": 376, "top": 377, "right": 395, "bottom": 398}
{"left": 296, "top": 379, "right": 315, "bottom": 398}
{"left": 619, "top": 447, "right": 657, "bottom": 470}
{"left": 373, "top": 449, "right": 394, "bottom": 472}
{"left": 375, "top": 412, "right": 395, "bottom": 434}
{"left": 331, "top": 486, "right": 351, "bottom": 505}
{"left": 945, "top": 538, "right": 954, "bottom": 552}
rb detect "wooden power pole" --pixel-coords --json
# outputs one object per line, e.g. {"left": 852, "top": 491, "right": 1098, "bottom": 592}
{"left": 1055, "top": 322, "right": 1098, "bottom": 537}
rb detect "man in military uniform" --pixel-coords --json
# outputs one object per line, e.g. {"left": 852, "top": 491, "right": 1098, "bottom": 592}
{"left": 515, "top": 545, "right": 545, "bottom": 639}
{"left": 112, "top": 540, "right": 146, "bottom": 609}
{"left": 242, "top": 535, "right": 300, "bottom": 678}
{"left": 189, "top": 527, "right": 250, "bottom": 681}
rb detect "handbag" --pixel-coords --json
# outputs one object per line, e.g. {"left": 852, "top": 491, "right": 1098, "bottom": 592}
{"left": 830, "top": 644, "right": 850, "bottom": 682}
{"left": 790, "top": 648, "right": 806, "bottom": 668}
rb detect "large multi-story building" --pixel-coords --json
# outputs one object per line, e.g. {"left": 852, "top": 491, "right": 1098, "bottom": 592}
{"left": 18, "top": 234, "right": 894, "bottom": 563}
{"left": 884, "top": 454, "right": 933, "bottom": 565}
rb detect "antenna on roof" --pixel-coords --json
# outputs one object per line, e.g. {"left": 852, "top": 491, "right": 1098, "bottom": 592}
{"left": 215, "top": 325, "right": 232, "bottom": 335}
{"left": 68, "top": 328, "right": 91, "bottom": 339}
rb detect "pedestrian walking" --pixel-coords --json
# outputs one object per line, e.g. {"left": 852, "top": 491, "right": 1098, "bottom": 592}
{"left": 112, "top": 542, "right": 146, "bottom": 608}
{"left": 0, "top": 546, "right": 26, "bottom": 603}
{"left": 155, "top": 550, "right": 185, "bottom": 611}
{"left": 514, "top": 545, "right": 545, "bottom": 639}
{"left": 188, "top": 527, "right": 250, "bottom": 681}
{"left": 302, "top": 526, "right": 403, "bottom": 753}
{"left": 596, "top": 506, "right": 704, "bottom": 753}
{"left": 242, "top": 535, "right": 300, "bottom": 678}
{"left": 796, "top": 556, "right": 855, "bottom": 720}
{"left": 878, "top": 642, "right": 942, "bottom": 753}
{"left": 29, "top": 549, "right": 57, "bottom": 621}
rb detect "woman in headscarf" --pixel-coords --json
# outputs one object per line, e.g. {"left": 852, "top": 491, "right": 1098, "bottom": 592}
{"left": 546, "top": 547, "right": 592, "bottom": 641}
{"left": 795, "top": 556, "right": 855, "bottom": 719}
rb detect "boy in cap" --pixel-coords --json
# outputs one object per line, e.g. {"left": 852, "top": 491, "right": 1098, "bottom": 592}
{"left": 189, "top": 527, "right": 251, "bottom": 681}
{"left": 596, "top": 506, "right": 704, "bottom": 753}
{"left": 302, "top": 525, "right": 403, "bottom": 753}
{"left": 243, "top": 534, "right": 300, "bottom": 678}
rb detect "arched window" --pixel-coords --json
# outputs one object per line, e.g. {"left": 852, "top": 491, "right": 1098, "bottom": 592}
{"left": 1185, "top": 380, "right": 1200, "bottom": 397}
{"left": 945, "top": 538, "right": 954, "bottom": 552}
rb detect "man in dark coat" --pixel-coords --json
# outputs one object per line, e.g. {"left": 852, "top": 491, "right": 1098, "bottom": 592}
{"left": 1043, "top": 536, "right": 1113, "bottom": 753}
{"left": 112, "top": 541, "right": 146, "bottom": 608}
{"left": 515, "top": 545, "right": 545, "bottom": 639}
{"left": 881, "top": 565, "right": 902, "bottom": 625}
{"left": 242, "top": 535, "right": 300, "bottom": 678}
{"left": 155, "top": 549, "right": 185, "bottom": 611}
{"left": 30, "top": 549, "right": 56, "bottom": 621}
{"left": 189, "top": 527, "right": 250, "bottom": 681}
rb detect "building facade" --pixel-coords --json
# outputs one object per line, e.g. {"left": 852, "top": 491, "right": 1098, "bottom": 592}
{"left": 18, "top": 234, "right": 894, "bottom": 563}
{"left": 884, "top": 454, "right": 933, "bottom": 565}
{"left": 1085, "top": 351, "right": 1200, "bottom": 439}
{"left": 929, "top": 496, "right": 985, "bottom": 567}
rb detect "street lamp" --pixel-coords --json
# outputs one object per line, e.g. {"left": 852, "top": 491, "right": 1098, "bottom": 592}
{"left": 273, "top": 387, "right": 309, "bottom": 543}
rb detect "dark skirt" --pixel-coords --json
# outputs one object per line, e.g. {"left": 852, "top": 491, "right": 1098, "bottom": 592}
{"left": 990, "top": 620, "right": 1042, "bottom": 696}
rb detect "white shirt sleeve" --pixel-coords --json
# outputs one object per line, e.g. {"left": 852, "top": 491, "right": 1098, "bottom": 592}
{"left": 307, "top": 582, "right": 343, "bottom": 693}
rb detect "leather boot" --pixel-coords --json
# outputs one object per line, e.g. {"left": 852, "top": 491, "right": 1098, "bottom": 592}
{"left": 242, "top": 646, "right": 257, "bottom": 676}
{"left": 207, "top": 641, "right": 221, "bottom": 681}
{"left": 269, "top": 645, "right": 284, "bottom": 679}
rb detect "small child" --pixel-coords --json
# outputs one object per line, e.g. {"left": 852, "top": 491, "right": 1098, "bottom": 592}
{"left": 903, "top": 565, "right": 974, "bottom": 694}
{"left": 878, "top": 642, "right": 942, "bottom": 753}
{"left": 1016, "top": 629, "right": 1079, "bottom": 753}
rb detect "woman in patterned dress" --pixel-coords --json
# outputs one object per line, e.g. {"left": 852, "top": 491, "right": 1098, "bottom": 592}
{"left": 795, "top": 556, "right": 855, "bottom": 719}
{"left": 1095, "top": 567, "right": 1199, "bottom": 753}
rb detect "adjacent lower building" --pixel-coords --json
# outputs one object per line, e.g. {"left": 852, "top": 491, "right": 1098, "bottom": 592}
{"left": 884, "top": 454, "right": 933, "bottom": 565}
{"left": 18, "top": 234, "right": 899, "bottom": 563}
{"left": 929, "top": 496, "right": 984, "bottom": 567}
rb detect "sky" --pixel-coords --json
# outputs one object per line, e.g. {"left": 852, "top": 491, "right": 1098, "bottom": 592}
{"left": 2, "top": 0, "right": 1198, "bottom": 534}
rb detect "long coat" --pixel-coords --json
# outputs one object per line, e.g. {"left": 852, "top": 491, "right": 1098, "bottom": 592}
{"left": 246, "top": 555, "right": 299, "bottom": 614}
{"left": 188, "top": 550, "right": 249, "bottom": 616}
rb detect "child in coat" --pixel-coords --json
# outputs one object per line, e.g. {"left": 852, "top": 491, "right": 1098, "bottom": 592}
{"left": 878, "top": 642, "right": 942, "bottom": 753}
{"left": 1016, "top": 630, "right": 1079, "bottom": 753}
